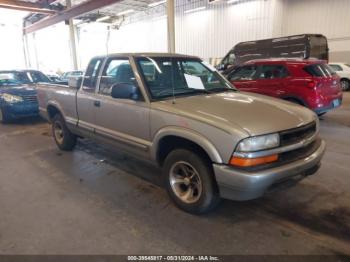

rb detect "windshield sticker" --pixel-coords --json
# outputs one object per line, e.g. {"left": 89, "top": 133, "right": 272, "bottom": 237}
{"left": 184, "top": 74, "right": 205, "bottom": 90}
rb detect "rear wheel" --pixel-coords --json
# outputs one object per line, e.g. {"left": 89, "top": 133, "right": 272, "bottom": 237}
{"left": 0, "top": 108, "right": 11, "bottom": 124}
{"left": 163, "top": 149, "right": 220, "bottom": 214}
{"left": 52, "top": 114, "right": 77, "bottom": 151}
{"left": 340, "top": 79, "right": 349, "bottom": 91}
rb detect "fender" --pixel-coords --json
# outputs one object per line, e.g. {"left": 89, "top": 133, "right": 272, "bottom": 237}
{"left": 280, "top": 95, "right": 307, "bottom": 106}
{"left": 47, "top": 100, "right": 78, "bottom": 127}
{"left": 150, "top": 126, "right": 223, "bottom": 164}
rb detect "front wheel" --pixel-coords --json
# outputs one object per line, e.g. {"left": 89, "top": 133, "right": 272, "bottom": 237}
{"left": 163, "top": 149, "right": 221, "bottom": 214}
{"left": 340, "top": 79, "right": 349, "bottom": 91}
{"left": 52, "top": 114, "right": 77, "bottom": 151}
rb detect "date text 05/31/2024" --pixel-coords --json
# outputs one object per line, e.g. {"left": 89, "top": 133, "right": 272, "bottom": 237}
{"left": 127, "top": 256, "right": 220, "bottom": 261}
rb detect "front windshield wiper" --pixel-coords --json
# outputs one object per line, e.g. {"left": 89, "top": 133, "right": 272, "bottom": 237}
{"left": 208, "top": 87, "right": 237, "bottom": 93}
{"left": 185, "top": 88, "right": 211, "bottom": 94}
{"left": 154, "top": 87, "right": 234, "bottom": 100}
{"left": 155, "top": 87, "right": 210, "bottom": 97}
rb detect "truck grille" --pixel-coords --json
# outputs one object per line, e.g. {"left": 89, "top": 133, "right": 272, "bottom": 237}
{"left": 236, "top": 122, "right": 318, "bottom": 172}
{"left": 279, "top": 121, "right": 317, "bottom": 146}
{"left": 22, "top": 95, "right": 38, "bottom": 103}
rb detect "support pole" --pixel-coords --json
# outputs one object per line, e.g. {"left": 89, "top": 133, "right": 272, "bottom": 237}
{"left": 32, "top": 33, "right": 40, "bottom": 70}
{"left": 22, "top": 33, "right": 30, "bottom": 68}
{"left": 67, "top": 0, "right": 78, "bottom": 70}
{"left": 166, "top": 0, "right": 175, "bottom": 53}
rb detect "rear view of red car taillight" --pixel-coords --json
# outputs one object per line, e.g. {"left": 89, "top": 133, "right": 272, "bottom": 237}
{"left": 306, "top": 80, "right": 317, "bottom": 89}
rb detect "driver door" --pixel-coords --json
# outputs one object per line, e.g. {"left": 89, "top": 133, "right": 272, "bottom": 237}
{"left": 93, "top": 57, "right": 151, "bottom": 157}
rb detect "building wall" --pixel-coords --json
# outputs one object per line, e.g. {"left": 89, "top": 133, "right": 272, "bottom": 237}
{"left": 27, "top": 23, "right": 73, "bottom": 72}
{"left": 282, "top": 0, "right": 350, "bottom": 63}
{"left": 0, "top": 10, "right": 26, "bottom": 70}
{"left": 25, "top": 0, "right": 350, "bottom": 70}
{"left": 175, "top": 0, "right": 274, "bottom": 61}
{"left": 105, "top": 0, "right": 350, "bottom": 63}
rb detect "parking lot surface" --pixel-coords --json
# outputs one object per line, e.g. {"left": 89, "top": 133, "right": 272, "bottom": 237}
{"left": 0, "top": 94, "right": 350, "bottom": 255}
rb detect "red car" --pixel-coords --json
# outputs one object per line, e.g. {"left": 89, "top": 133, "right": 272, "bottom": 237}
{"left": 226, "top": 59, "right": 343, "bottom": 115}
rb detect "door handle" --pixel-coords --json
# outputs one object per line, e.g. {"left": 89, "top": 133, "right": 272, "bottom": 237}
{"left": 94, "top": 100, "right": 101, "bottom": 107}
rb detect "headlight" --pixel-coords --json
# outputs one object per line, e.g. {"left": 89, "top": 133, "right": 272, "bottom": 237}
{"left": 237, "top": 133, "right": 280, "bottom": 152}
{"left": 1, "top": 93, "right": 23, "bottom": 103}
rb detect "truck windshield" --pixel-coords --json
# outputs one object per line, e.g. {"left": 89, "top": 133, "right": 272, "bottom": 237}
{"left": 136, "top": 57, "right": 235, "bottom": 99}
{"left": 27, "top": 71, "right": 51, "bottom": 83}
{"left": 309, "top": 35, "right": 328, "bottom": 61}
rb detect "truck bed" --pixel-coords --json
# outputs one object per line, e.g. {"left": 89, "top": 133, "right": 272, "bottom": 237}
{"left": 37, "top": 82, "right": 79, "bottom": 124}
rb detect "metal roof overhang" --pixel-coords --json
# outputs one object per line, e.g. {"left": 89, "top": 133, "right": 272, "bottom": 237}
{"left": 0, "top": 0, "right": 56, "bottom": 14}
{"left": 23, "top": 0, "right": 122, "bottom": 34}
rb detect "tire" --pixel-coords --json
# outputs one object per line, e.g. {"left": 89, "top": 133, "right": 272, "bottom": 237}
{"left": 340, "top": 79, "right": 349, "bottom": 91}
{"left": 0, "top": 108, "right": 11, "bottom": 124}
{"left": 318, "top": 112, "right": 326, "bottom": 117}
{"left": 163, "top": 149, "right": 221, "bottom": 214}
{"left": 52, "top": 114, "right": 77, "bottom": 151}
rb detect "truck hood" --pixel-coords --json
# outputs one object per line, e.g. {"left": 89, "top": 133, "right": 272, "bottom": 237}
{"left": 152, "top": 91, "right": 317, "bottom": 136}
{"left": 0, "top": 84, "right": 37, "bottom": 96}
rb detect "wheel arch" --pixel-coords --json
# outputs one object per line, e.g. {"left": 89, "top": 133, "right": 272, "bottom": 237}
{"left": 46, "top": 102, "right": 66, "bottom": 122}
{"left": 151, "top": 127, "right": 223, "bottom": 166}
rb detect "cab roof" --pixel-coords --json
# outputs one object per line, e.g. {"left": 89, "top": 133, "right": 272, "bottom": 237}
{"left": 92, "top": 52, "right": 200, "bottom": 60}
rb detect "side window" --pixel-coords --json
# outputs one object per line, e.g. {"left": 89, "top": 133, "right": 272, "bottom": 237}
{"left": 229, "top": 65, "right": 257, "bottom": 81}
{"left": 258, "top": 65, "right": 288, "bottom": 79}
{"left": 82, "top": 58, "right": 103, "bottom": 92}
{"left": 99, "top": 58, "right": 136, "bottom": 96}
{"left": 222, "top": 52, "right": 236, "bottom": 66}
{"left": 228, "top": 53, "right": 236, "bottom": 64}
{"left": 30, "top": 71, "right": 50, "bottom": 83}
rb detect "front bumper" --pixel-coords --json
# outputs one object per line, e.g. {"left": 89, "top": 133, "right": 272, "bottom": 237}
{"left": 2, "top": 103, "right": 39, "bottom": 119}
{"left": 213, "top": 139, "right": 326, "bottom": 201}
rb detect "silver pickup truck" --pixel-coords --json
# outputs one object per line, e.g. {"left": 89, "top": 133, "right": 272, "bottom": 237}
{"left": 37, "top": 53, "right": 326, "bottom": 214}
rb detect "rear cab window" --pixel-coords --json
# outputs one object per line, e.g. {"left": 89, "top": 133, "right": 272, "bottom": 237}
{"left": 82, "top": 58, "right": 104, "bottom": 92}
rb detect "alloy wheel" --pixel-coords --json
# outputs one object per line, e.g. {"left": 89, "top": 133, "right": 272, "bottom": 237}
{"left": 340, "top": 80, "right": 349, "bottom": 91}
{"left": 53, "top": 121, "right": 64, "bottom": 144}
{"left": 169, "top": 161, "right": 203, "bottom": 204}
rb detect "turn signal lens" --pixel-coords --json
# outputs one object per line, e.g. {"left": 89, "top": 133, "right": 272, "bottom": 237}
{"left": 230, "top": 154, "right": 278, "bottom": 167}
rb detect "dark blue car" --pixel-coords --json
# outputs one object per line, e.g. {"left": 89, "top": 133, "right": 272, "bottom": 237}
{"left": 0, "top": 70, "right": 51, "bottom": 123}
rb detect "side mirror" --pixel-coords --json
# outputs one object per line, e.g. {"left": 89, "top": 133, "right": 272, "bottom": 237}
{"left": 111, "top": 83, "right": 140, "bottom": 100}
{"left": 68, "top": 76, "right": 82, "bottom": 89}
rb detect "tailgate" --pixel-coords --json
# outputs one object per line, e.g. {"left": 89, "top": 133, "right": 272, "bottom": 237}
{"left": 316, "top": 76, "right": 341, "bottom": 97}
